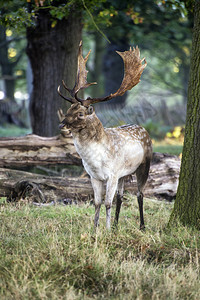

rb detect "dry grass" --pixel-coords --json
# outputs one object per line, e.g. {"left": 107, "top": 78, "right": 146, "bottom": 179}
{"left": 0, "top": 196, "right": 199, "bottom": 299}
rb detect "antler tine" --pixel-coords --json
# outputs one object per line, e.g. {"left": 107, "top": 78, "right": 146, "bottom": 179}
{"left": 84, "top": 45, "right": 147, "bottom": 106}
{"left": 62, "top": 80, "right": 74, "bottom": 96}
{"left": 114, "top": 45, "right": 147, "bottom": 93}
{"left": 57, "top": 41, "right": 96, "bottom": 105}
{"left": 73, "top": 41, "right": 97, "bottom": 103}
{"left": 57, "top": 85, "right": 75, "bottom": 104}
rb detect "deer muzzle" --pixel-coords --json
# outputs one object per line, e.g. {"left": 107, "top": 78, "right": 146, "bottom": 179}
{"left": 59, "top": 119, "right": 68, "bottom": 129}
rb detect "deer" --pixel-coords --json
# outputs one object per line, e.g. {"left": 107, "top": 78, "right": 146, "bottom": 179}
{"left": 57, "top": 41, "right": 152, "bottom": 230}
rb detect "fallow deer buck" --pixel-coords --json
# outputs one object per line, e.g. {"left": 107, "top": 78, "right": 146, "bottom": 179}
{"left": 58, "top": 41, "right": 152, "bottom": 230}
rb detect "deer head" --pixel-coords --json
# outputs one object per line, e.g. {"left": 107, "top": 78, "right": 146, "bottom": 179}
{"left": 58, "top": 41, "right": 147, "bottom": 130}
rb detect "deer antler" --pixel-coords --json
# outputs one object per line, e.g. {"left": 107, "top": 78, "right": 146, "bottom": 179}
{"left": 57, "top": 41, "right": 96, "bottom": 104}
{"left": 84, "top": 46, "right": 147, "bottom": 106}
{"left": 58, "top": 42, "right": 147, "bottom": 107}
{"left": 114, "top": 46, "right": 147, "bottom": 96}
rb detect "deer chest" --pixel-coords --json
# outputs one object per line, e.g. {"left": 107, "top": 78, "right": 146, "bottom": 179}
{"left": 73, "top": 135, "right": 145, "bottom": 181}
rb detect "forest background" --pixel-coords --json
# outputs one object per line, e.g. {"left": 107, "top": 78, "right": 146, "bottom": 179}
{"left": 0, "top": 0, "right": 192, "bottom": 150}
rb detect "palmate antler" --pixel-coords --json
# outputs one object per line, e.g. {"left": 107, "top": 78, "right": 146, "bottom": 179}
{"left": 58, "top": 41, "right": 147, "bottom": 107}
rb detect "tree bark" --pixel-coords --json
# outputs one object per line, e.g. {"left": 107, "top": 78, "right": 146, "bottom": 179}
{"left": 170, "top": 0, "right": 200, "bottom": 229}
{"left": 88, "top": 33, "right": 105, "bottom": 99}
{"left": 26, "top": 8, "right": 82, "bottom": 137}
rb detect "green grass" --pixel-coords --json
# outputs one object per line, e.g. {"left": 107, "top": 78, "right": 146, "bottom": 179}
{"left": 153, "top": 140, "right": 183, "bottom": 156}
{"left": 0, "top": 124, "right": 31, "bottom": 137}
{"left": 0, "top": 197, "right": 199, "bottom": 299}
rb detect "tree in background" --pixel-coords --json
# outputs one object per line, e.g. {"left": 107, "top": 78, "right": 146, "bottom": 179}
{"left": 132, "top": 0, "right": 192, "bottom": 104}
{"left": 170, "top": 0, "right": 200, "bottom": 229}
{"left": 86, "top": 0, "right": 192, "bottom": 111}
{"left": 0, "top": 0, "right": 193, "bottom": 134}
{"left": 26, "top": 1, "right": 82, "bottom": 137}
{"left": 0, "top": 25, "right": 25, "bottom": 101}
{"left": 0, "top": 0, "right": 101, "bottom": 136}
{"left": 0, "top": 23, "right": 28, "bottom": 126}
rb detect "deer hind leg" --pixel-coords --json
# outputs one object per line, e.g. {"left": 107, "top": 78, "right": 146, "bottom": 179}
{"left": 114, "top": 177, "right": 124, "bottom": 227}
{"left": 91, "top": 177, "right": 104, "bottom": 228}
{"left": 105, "top": 177, "right": 118, "bottom": 230}
{"left": 136, "top": 157, "right": 151, "bottom": 230}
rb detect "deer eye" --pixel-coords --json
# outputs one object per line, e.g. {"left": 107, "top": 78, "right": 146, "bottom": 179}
{"left": 78, "top": 112, "right": 84, "bottom": 119}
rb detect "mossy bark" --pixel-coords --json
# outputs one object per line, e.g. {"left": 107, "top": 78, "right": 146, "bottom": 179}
{"left": 170, "top": 0, "right": 200, "bottom": 229}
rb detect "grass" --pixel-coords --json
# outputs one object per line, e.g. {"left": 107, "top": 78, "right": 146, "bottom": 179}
{"left": 153, "top": 140, "right": 183, "bottom": 156}
{"left": 153, "top": 144, "right": 183, "bottom": 156}
{"left": 0, "top": 124, "right": 31, "bottom": 137}
{"left": 0, "top": 196, "right": 199, "bottom": 299}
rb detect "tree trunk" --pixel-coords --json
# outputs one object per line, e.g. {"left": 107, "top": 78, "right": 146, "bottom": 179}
{"left": 88, "top": 33, "right": 105, "bottom": 98}
{"left": 26, "top": 9, "right": 82, "bottom": 137}
{"left": 170, "top": 0, "right": 200, "bottom": 229}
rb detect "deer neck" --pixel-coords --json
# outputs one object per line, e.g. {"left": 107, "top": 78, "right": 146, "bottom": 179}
{"left": 71, "top": 113, "right": 106, "bottom": 146}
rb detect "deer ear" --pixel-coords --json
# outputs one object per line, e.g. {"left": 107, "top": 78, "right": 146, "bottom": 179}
{"left": 87, "top": 106, "right": 93, "bottom": 115}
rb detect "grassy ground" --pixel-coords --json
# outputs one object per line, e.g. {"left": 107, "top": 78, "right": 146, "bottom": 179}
{"left": 153, "top": 144, "right": 182, "bottom": 156}
{"left": 153, "top": 140, "right": 183, "bottom": 156}
{"left": 0, "top": 196, "right": 199, "bottom": 299}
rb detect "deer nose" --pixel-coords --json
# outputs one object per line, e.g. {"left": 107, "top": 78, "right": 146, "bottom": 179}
{"left": 59, "top": 120, "right": 66, "bottom": 129}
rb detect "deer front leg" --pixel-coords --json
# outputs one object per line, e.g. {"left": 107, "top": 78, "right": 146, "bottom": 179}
{"left": 105, "top": 177, "right": 118, "bottom": 230}
{"left": 91, "top": 177, "right": 104, "bottom": 228}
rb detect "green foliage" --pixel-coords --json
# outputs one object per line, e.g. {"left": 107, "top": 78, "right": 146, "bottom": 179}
{"left": 166, "top": 125, "right": 185, "bottom": 140}
{"left": 142, "top": 119, "right": 171, "bottom": 140}
{"left": 142, "top": 121, "right": 184, "bottom": 155}
{"left": 0, "top": 199, "right": 200, "bottom": 298}
{"left": 0, "top": 0, "right": 106, "bottom": 31}
{"left": 159, "top": 0, "right": 188, "bottom": 16}
{"left": 0, "top": 0, "right": 193, "bottom": 97}
{"left": 0, "top": 1, "right": 34, "bottom": 31}
{"left": 182, "top": 0, "right": 195, "bottom": 12}
{"left": 0, "top": 0, "right": 193, "bottom": 131}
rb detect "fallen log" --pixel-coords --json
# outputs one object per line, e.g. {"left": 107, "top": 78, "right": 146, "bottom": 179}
{"left": 0, "top": 133, "right": 81, "bottom": 167}
{"left": 0, "top": 152, "right": 180, "bottom": 201}
{"left": 0, "top": 168, "right": 93, "bottom": 203}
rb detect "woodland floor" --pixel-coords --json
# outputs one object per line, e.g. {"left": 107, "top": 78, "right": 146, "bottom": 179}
{"left": 0, "top": 196, "right": 199, "bottom": 300}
